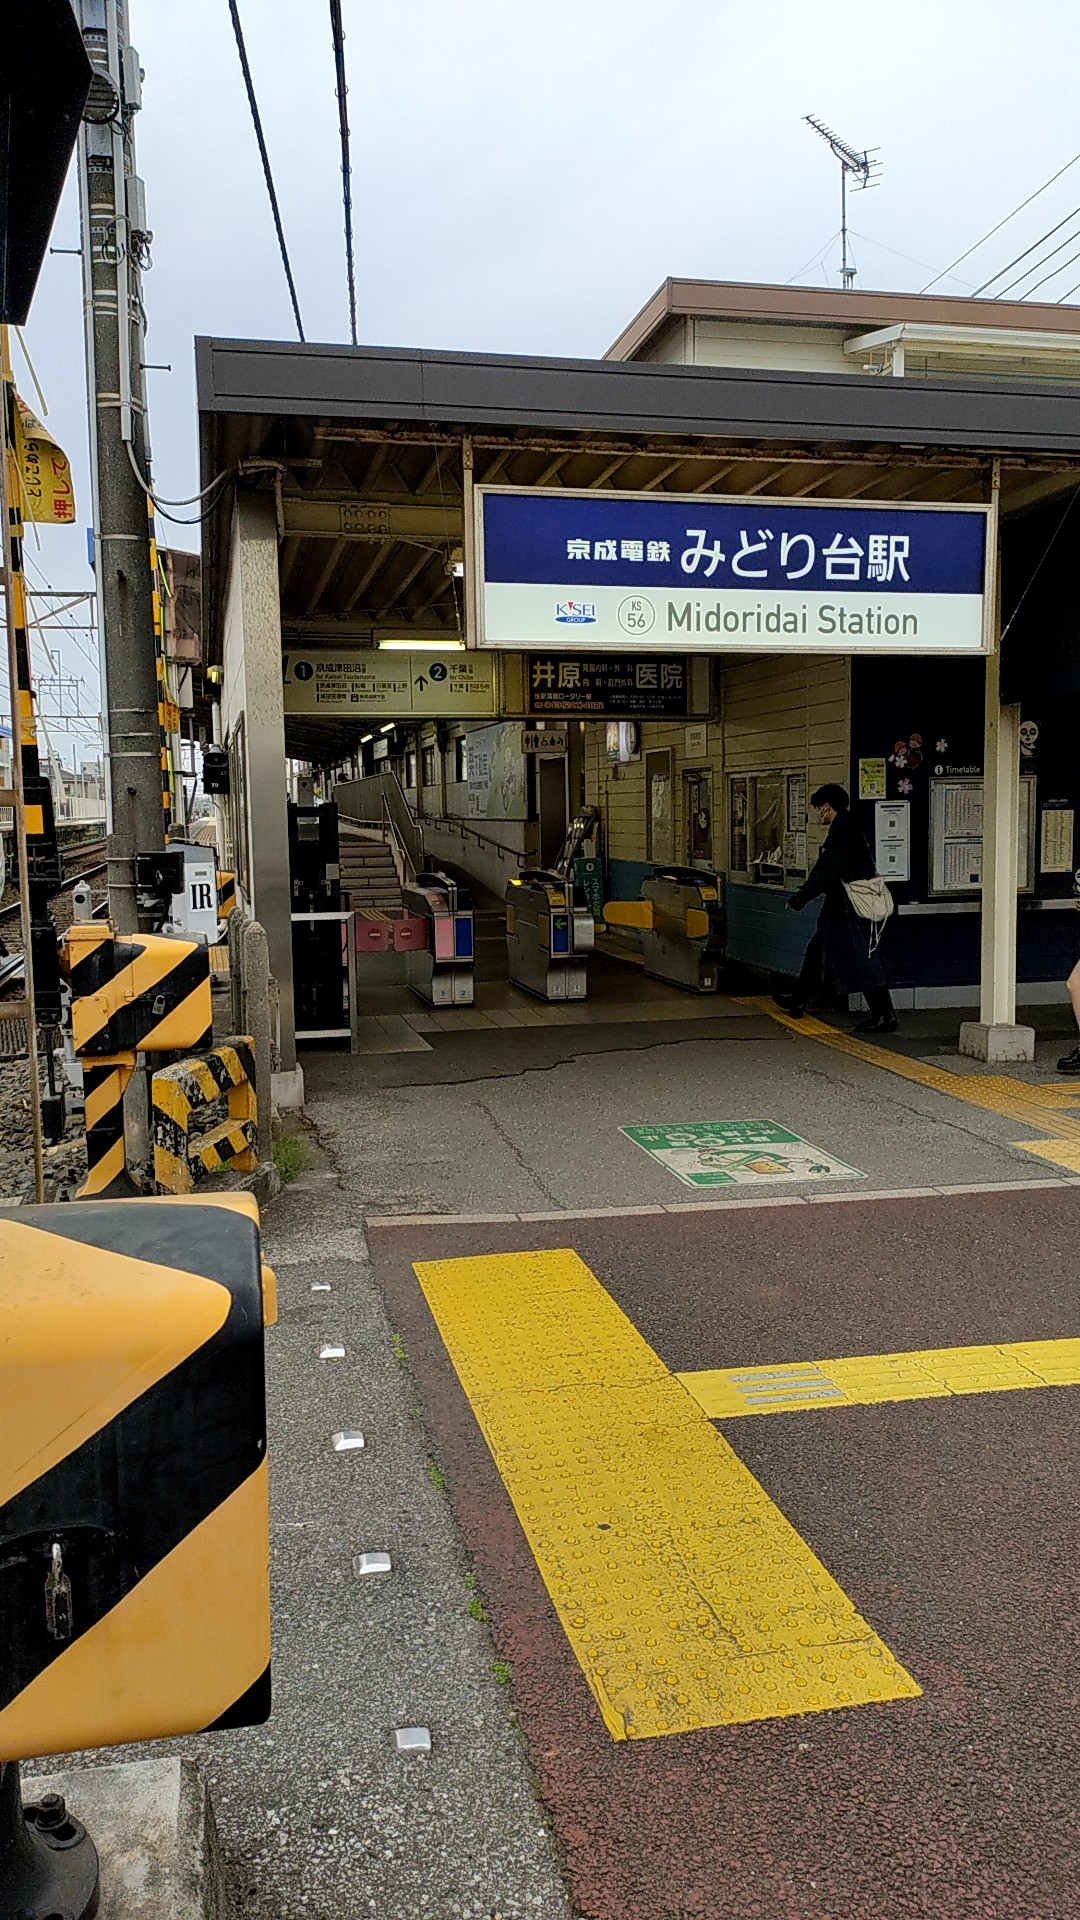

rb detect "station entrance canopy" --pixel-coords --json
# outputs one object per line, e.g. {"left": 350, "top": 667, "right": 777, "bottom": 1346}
{"left": 197, "top": 333, "right": 1080, "bottom": 765}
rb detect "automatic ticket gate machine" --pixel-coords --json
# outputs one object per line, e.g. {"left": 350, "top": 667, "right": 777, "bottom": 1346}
{"left": 505, "top": 809, "right": 598, "bottom": 1002}
{"left": 605, "top": 866, "right": 724, "bottom": 993}
{"left": 402, "top": 871, "right": 475, "bottom": 1007}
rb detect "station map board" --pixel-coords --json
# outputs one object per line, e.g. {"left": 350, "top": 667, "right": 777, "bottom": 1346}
{"left": 282, "top": 648, "right": 496, "bottom": 718}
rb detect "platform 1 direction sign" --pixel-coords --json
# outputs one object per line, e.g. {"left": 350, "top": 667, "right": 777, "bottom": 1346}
{"left": 282, "top": 648, "right": 496, "bottom": 717}
{"left": 621, "top": 1120, "right": 864, "bottom": 1189}
{"left": 476, "top": 487, "right": 990, "bottom": 655}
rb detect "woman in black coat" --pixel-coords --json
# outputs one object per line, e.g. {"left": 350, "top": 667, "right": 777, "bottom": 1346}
{"left": 778, "top": 783, "right": 897, "bottom": 1033}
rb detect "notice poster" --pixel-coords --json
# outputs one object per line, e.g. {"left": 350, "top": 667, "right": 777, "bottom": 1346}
{"left": 1040, "top": 807, "right": 1075, "bottom": 875}
{"left": 875, "top": 800, "right": 910, "bottom": 882}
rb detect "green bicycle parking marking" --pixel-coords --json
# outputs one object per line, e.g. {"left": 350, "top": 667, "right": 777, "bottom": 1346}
{"left": 621, "top": 1120, "right": 864, "bottom": 1189}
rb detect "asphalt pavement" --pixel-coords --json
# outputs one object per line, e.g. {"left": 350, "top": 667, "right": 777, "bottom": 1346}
{"left": 369, "top": 1189, "right": 1080, "bottom": 1920}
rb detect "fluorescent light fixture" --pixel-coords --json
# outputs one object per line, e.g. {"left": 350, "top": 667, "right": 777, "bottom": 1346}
{"left": 360, "top": 733, "right": 374, "bottom": 744}
{"left": 378, "top": 638, "right": 465, "bottom": 651}
{"left": 379, "top": 724, "right": 395, "bottom": 734}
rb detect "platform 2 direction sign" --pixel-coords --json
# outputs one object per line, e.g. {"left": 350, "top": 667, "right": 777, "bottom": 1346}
{"left": 621, "top": 1119, "right": 864, "bottom": 1189}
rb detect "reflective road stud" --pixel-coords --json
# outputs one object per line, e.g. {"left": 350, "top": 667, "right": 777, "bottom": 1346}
{"left": 413, "top": 1249, "right": 919, "bottom": 1741}
{"left": 0, "top": 1195, "right": 271, "bottom": 1760}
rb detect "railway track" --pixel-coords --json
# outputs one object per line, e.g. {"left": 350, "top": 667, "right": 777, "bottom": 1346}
{"left": 0, "top": 840, "right": 108, "bottom": 925}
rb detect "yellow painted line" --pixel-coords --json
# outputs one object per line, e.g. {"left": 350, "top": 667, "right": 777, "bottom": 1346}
{"left": 413, "top": 1248, "right": 920, "bottom": 1741}
{"left": 742, "top": 997, "right": 1080, "bottom": 1178}
{"left": 680, "top": 1336, "right": 1080, "bottom": 1420}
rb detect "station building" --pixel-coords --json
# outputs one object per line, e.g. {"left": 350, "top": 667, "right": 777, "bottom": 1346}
{"left": 197, "top": 281, "right": 1080, "bottom": 1082}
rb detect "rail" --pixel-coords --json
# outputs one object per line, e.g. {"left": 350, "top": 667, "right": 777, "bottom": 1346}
{"left": 0, "top": 841, "right": 109, "bottom": 922}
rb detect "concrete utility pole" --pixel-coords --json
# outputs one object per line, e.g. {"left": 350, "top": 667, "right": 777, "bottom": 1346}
{"left": 77, "top": 0, "right": 164, "bottom": 935}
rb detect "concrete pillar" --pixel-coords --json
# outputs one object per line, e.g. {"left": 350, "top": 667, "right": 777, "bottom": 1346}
{"left": 221, "top": 492, "right": 297, "bottom": 1072}
{"left": 959, "top": 487, "right": 1034, "bottom": 1064}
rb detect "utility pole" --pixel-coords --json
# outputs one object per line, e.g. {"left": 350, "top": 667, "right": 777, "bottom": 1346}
{"left": 77, "top": 0, "right": 164, "bottom": 935}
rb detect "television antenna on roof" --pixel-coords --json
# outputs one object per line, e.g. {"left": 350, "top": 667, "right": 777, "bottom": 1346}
{"left": 804, "top": 116, "right": 882, "bottom": 289}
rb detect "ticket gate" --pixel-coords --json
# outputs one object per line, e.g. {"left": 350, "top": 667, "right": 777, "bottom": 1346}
{"left": 605, "top": 866, "right": 724, "bottom": 993}
{"left": 402, "top": 871, "right": 475, "bottom": 1006}
{"left": 505, "top": 871, "right": 595, "bottom": 1000}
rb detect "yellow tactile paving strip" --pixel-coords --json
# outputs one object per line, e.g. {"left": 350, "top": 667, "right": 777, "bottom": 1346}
{"left": 742, "top": 998, "right": 1080, "bottom": 1176}
{"left": 680, "top": 1337, "right": 1080, "bottom": 1420}
{"left": 413, "top": 1248, "right": 920, "bottom": 1741}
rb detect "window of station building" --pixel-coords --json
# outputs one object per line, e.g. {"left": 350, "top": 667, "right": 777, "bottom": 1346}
{"left": 729, "top": 772, "right": 806, "bottom": 884}
{"left": 454, "top": 736, "right": 468, "bottom": 784}
{"left": 405, "top": 750, "right": 418, "bottom": 789}
{"left": 421, "top": 745, "right": 436, "bottom": 788}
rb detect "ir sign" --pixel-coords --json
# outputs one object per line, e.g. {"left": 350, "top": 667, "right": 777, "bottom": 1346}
{"left": 522, "top": 728, "right": 568, "bottom": 755}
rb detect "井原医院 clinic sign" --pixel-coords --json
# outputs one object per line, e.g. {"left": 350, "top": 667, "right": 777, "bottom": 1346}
{"left": 473, "top": 487, "right": 990, "bottom": 654}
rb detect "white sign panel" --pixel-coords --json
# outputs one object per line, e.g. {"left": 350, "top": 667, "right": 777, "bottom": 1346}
{"left": 282, "top": 649, "right": 495, "bottom": 718}
{"left": 874, "top": 800, "right": 911, "bottom": 882}
{"left": 476, "top": 487, "right": 990, "bottom": 655}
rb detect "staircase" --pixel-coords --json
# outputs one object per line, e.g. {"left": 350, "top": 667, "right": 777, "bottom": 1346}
{"left": 337, "top": 827, "right": 404, "bottom": 914}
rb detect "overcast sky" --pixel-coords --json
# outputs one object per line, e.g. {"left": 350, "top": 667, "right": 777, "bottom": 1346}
{"left": 15, "top": 0, "right": 1080, "bottom": 759}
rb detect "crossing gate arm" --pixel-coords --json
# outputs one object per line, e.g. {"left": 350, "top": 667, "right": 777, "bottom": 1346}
{"left": 152, "top": 1036, "right": 258, "bottom": 1195}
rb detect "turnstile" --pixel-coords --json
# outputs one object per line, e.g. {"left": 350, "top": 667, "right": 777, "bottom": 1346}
{"left": 606, "top": 866, "right": 724, "bottom": 993}
{"left": 402, "top": 871, "right": 475, "bottom": 1006}
{"left": 505, "top": 870, "right": 595, "bottom": 1001}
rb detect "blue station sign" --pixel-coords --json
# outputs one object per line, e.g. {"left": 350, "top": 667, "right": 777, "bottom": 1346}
{"left": 474, "top": 486, "right": 991, "bottom": 655}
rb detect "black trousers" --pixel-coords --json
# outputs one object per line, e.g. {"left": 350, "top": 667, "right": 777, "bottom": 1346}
{"left": 795, "top": 929, "right": 894, "bottom": 1019}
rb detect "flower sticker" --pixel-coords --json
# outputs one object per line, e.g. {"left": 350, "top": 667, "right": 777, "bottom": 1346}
{"left": 898, "top": 777, "right": 913, "bottom": 795}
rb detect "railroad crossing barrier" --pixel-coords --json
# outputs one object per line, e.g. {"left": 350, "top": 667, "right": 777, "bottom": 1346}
{"left": 0, "top": 1193, "right": 273, "bottom": 1920}
{"left": 152, "top": 1036, "right": 258, "bottom": 1194}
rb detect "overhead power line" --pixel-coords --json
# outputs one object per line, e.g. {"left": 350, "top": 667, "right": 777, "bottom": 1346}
{"left": 329, "top": 0, "right": 358, "bottom": 346}
{"left": 226, "top": 0, "right": 305, "bottom": 342}
{"left": 920, "top": 145, "right": 1080, "bottom": 293}
{"left": 974, "top": 199, "right": 1080, "bottom": 297}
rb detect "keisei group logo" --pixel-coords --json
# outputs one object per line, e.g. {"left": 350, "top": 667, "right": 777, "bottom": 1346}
{"left": 555, "top": 600, "right": 597, "bottom": 624}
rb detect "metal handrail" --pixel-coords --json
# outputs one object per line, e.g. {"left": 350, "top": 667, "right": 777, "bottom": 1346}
{"left": 423, "top": 814, "right": 532, "bottom": 868}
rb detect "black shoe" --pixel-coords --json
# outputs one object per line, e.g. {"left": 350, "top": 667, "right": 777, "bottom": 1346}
{"left": 774, "top": 995, "right": 807, "bottom": 1018}
{"left": 1058, "top": 1047, "right": 1080, "bottom": 1075}
{"left": 854, "top": 1014, "right": 898, "bottom": 1034}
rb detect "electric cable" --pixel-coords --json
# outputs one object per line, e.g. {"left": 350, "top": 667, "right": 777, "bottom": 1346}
{"left": 226, "top": 0, "right": 306, "bottom": 342}
{"left": 124, "top": 440, "right": 234, "bottom": 507}
{"left": 1000, "top": 484, "right": 1080, "bottom": 644}
{"left": 974, "top": 200, "right": 1080, "bottom": 297}
{"left": 329, "top": 0, "right": 358, "bottom": 346}
{"left": 1015, "top": 239, "right": 1080, "bottom": 302}
{"left": 921, "top": 146, "right": 1080, "bottom": 292}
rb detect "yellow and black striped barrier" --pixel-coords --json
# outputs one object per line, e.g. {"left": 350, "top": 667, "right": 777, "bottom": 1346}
{"left": 60, "top": 922, "right": 215, "bottom": 1197}
{"left": 152, "top": 1036, "right": 258, "bottom": 1195}
{"left": 217, "top": 870, "right": 236, "bottom": 920}
{"left": 0, "top": 1193, "right": 273, "bottom": 1761}
{"left": 62, "top": 921, "right": 212, "bottom": 1058}
{"left": 79, "top": 1054, "right": 136, "bottom": 1198}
